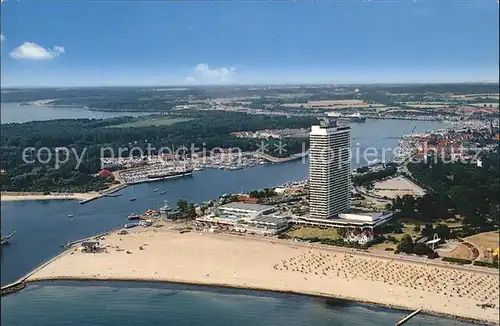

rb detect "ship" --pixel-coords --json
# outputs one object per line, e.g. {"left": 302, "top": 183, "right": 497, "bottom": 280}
{"left": 327, "top": 112, "right": 366, "bottom": 123}
{"left": 127, "top": 213, "right": 142, "bottom": 220}
{"left": 159, "top": 200, "right": 180, "bottom": 217}
{"left": 128, "top": 209, "right": 157, "bottom": 220}
{"left": 125, "top": 222, "right": 139, "bottom": 229}
{"left": 147, "top": 168, "right": 194, "bottom": 181}
{"left": 1, "top": 231, "right": 16, "bottom": 245}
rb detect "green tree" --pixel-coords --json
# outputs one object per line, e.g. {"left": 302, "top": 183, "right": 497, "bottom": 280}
{"left": 249, "top": 190, "right": 260, "bottom": 198}
{"left": 413, "top": 243, "right": 432, "bottom": 256}
{"left": 434, "top": 223, "right": 451, "bottom": 240}
{"left": 397, "top": 234, "right": 414, "bottom": 254}
{"left": 177, "top": 199, "right": 188, "bottom": 213}
{"left": 421, "top": 223, "right": 434, "bottom": 239}
{"left": 187, "top": 203, "right": 196, "bottom": 218}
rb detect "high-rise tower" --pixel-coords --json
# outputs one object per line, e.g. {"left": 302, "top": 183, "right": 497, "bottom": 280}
{"left": 309, "top": 118, "right": 351, "bottom": 219}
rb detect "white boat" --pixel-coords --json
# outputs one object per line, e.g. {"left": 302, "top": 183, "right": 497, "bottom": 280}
{"left": 68, "top": 214, "right": 75, "bottom": 218}
{"left": 1, "top": 231, "right": 16, "bottom": 245}
{"left": 153, "top": 189, "right": 159, "bottom": 192}
{"left": 159, "top": 200, "right": 173, "bottom": 213}
{"left": 159, "top": 200, "right": 180, "bottom": 215}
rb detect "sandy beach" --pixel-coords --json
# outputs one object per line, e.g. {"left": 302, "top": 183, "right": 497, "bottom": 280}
{"left": 0, "top": 192, "right": 97, "bottom": 202}
{"left": 26, "top": 228, "right": 499, "bottom": 324}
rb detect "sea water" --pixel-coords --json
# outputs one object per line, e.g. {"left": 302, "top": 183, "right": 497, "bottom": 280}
{"left": 1, "top": 281, "right": 474, "bottom": 326}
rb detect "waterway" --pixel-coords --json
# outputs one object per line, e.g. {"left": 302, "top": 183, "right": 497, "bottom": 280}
{"left": 1, "top": 119, "right": 449, "bottom": 285}
{"left": 1, "top": 118, "right": 467, "bottom": 326}
{"left": 1, "top": 281, "right": 474, "bottom": 326}
{"left": 0, "top": 102, "right": 156, "bottom": 124}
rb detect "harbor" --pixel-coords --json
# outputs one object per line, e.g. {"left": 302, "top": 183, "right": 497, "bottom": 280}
{"left": 0, "top": 119, "right": 457, "bottom": 286}
{"left": 111, "top": 151, "right": 305, "bottom": 185}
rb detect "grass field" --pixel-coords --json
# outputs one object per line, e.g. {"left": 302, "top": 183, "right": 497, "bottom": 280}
{"left": 465, "top": 231, "right": 499, "bottom": 261}
{"left": 286, "top": 227, "right": 339, "bottom": 240}
{"left": 372, "top": 242, "right": 398, "bottom": 250}
{"left": 108, "top": 117, "right": 194, "bottom": 128}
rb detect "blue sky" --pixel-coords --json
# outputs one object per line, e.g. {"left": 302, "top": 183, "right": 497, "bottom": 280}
{"left": 1, "top": 1, "right": 499, "bottom": 87}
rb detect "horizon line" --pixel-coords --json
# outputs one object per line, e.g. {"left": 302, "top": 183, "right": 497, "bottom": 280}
{"left": 2, "top": 81, "right": 499, "bottom": 89}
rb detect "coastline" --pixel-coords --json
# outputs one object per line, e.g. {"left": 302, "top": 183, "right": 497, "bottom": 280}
{"left": 23, "top": 228, "right": 500, "bottom": 325}
{"left": 0, "top": 192, "right": 97, "bottom": 202}
{"left": 1, "top": 183, "right": 127, "bottom": 203}
{"left": 21, "top": 278, "right": 493, "bottom": 326}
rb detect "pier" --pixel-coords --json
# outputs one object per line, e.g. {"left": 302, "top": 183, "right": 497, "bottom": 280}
{"left": 79, "top": 184, "right": 128, "bottom": 205}
{"left": 1, "top": 249, "right": 69, "bottom": 296}
{"left": 2, "top": 226, "right": 125, "bottom": 296}
{"left": 395, "top": 308, "right": 422, "bottom": 325}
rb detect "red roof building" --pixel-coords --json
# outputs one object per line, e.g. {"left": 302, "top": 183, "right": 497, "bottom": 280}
{"left": 98, "top": 169, "right": 113, "bottom": 178}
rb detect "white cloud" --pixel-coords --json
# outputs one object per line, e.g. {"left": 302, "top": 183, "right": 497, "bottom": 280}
{"left": 185, "top": 63, "right": 236, "bottom": 84}
{"left": 0, "top": 34, "right": 5, "bottom": 42}
{"left": 10, "top": 42, "right": 65, "bottom": 60}
{"left": 53, "top": 46, "right": 65, "bottom": 54}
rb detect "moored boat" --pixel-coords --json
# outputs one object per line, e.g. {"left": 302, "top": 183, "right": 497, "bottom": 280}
{"left": 128, "top": 214, "right": 142, "bottom": 220}
{"left": 147, "top": 168, "right": 194, "bottom": 181}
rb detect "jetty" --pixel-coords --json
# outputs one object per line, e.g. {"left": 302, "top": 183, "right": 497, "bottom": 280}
{"left": 2, "top": 226, "right": 125, "bottom": 296}
{"left": 395, "top": 308, "right": 422, "bottom": 325}
{"left": 79, "top": 184, "right": 128, "bottom": 205}
{"left": 1, "top": 249, "right": 68, "bottom": 296}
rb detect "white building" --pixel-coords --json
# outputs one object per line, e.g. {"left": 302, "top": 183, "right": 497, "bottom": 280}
{"left": 292, "top": 211, "right": 393, "bottom": 230}
{"left": 309, "top": 119, "right": 351, "bottom": 219}
{"left": 196, "top": 202, "right": 289, "bottom": 235}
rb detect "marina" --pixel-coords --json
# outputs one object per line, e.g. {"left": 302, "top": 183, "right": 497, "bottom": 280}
{"left": 104, "top": 152, "right": 269, "bottom": 185}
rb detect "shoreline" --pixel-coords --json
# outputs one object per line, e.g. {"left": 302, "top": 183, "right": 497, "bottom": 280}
{"left": 1, "top": 183, "right": 127, "bottom": 203}
{"left": 21, "top": 229, "right": 500, "bottom": 324}
{"left": 0, "top": 192, "right": 97, "bottom": 202}
{"left": 21, "top": 278, "right": 494, "bottom": 326}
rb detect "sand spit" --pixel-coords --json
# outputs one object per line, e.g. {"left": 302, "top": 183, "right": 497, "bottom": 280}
{"left": 27, "top": 229, "right": 499, "bottom": 325}
{"left": 0, "top": 192, "right": 97, "bottom": 202}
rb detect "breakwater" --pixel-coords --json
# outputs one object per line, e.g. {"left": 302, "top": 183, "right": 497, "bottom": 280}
{"left": 79, "top": 184, "right": 128, "bottom": 205}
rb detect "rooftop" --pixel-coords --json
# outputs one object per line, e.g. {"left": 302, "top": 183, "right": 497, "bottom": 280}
{"left": 220, "top": 202, "right": 274, "bottom": 212}
{"left": 252, "top": 215, "right": 287, "bottom": 225}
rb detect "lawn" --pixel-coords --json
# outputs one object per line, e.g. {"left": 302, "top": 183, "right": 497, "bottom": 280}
{"left": 371, "top": 241, "right": 398, "bottom": 250}
{"left": 286, "top": 227, "right": 339, "bottom": 240}
{"left": 439, "top": 243, "right": 471, "bottom": 260}
{"left": 108, "top": 117, "right": 194, "bottom": 128}
{"left": 465, "top": 231, "right": 499, "bottom": 261}
{"left": 465, "top": 231, "right": 500, "bottom": 250}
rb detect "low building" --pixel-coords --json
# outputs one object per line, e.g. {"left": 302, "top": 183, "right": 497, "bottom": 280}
{"left": 291, "top": 210, "right": 393, "bottom": 230}
{"left": 196, "top": 202, "right": 289, "bottom": 235}
{"left": 98, "top": 169, "right": 113, "bottom": 178}
{"left": 79, "top": 241, "right": 100, "bottom": 253}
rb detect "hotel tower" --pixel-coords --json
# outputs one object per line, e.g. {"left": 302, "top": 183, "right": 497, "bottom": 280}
{"left": 309, "top": 118, "right": 351, "bottom": 219}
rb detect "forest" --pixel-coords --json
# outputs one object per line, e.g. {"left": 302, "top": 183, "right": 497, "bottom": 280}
{"left": 391, "top": 150, "right": 499, "bottom": 234}
{"left": 1, "top": 112, "right": 316, "bottom": 192}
